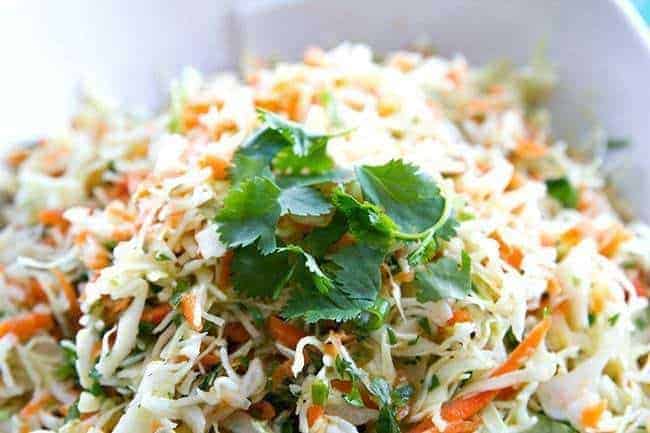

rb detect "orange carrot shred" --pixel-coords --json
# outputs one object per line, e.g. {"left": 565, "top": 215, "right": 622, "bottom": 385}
{"left": 580, "top": 400, "right": 606, "bottom": 428}
{"left": 0, "top": 311, "right": 54, "bottom": 342}
{"left": 181, "top": 291, "right": 202, "bottom": 331}
{"left": 268, "top": 316, "right": 305, "bottom": 349}
{"left": 19, "top": 391, "right": 53, "bottom": 419}
{"left": 218, "top": 250, "right": 234, "bottom": 289}
{"left": 408, "top": 317, "right": 552, "bottom": 433}
{"left": 307, "top": 405, "right": 325, "bottom": 427}
{"left": 52, "top": 269, "right": 81, "bottom": 325}
{"left": 224, "top": 322, "right": 250, "bottom": 344}
{"left": 141, "top": 303, "right": 172, "bottom": 324}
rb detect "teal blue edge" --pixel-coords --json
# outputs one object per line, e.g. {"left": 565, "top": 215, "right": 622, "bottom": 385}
{"left": 632, "top": 0, "right": 650, "bottom": 24}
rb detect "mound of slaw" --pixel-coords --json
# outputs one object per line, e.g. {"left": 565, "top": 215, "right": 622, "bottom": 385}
{"left": 0, "top": 44, "right": 648, "bottom": 433}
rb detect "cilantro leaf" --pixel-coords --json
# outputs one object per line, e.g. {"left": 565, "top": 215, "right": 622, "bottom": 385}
{"left": 216, "top": 176, "right": 282, "bottom": 254}
{"left": 415, "top": 251, "right": 472, "bottom": 302}
{"left": 275, "top": 168, "right": 353, "bottom": 188}
{"left": 355, "top": 160, "right": 445, "bottom": 234}
{"left": 301, "top": 212, "right": 348, "bottom": 256}
{"left": 282, "top": 284, "right": 363, "bottom": 323}
{"left": 238, "top": 126, "right": 289, "bottom": 162}
{"left": 258, "top": 108, "right": 331, "bottom": 157}
{"left": 330, "top": 243, "right": 385, "bottom": 307}
{"left": 274, "top": 141, "right": 334, "bottom": 175}
{"left": 231, "top": 246, "right": 293, "bottom": 298}
{"left": 277, "top": 245, "right": 333, "bottom": 294}
{"left": 332, "top": 187, "right": 397, "bottom": 249}
{"left": 283, "top": 244, "right": 385, "bottom": 323}
{"left": 230, "top": 153, "right": 273, "bottom": 186}
{"left": 279, "top": 185, "right": 332, "bottom": 216}
{"left": 545, "top": 177, "right": 579, "bottom": 209}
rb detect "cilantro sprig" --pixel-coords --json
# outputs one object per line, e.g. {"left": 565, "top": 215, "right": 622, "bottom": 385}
{"left": 216, "top": 112, "right": 466, "bottom": 324}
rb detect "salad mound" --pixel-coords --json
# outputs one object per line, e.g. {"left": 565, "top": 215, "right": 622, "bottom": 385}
{"left": 0, "top": 44, "right": 648, "bottom": 433}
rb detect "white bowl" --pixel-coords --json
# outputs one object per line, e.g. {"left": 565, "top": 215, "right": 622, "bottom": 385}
{"left": 1, "top": 0, "right": 648, "bottom": 217}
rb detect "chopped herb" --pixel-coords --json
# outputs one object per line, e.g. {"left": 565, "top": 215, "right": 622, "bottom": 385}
{"left": 608, "top": 313, "right": 620, "bottom": 326}
{"left": 103, "top": 240, "right": 118, "bottom": 251}
{"left": 0, "top": 409, "right": 12, "bottom": 422}
{"left": 588, "top": 313, "right": 596, "bottom": 327}
{"left": 546, "top": 177, "right": 579, "bottom": 209}
{"left": 428, "top": 375, "right": 440, "bottom": 391}
{"left": 503, "top": 327, "right": 519, "bottom": 351}
{"left": 387, "top": 327, "right": 398, "bottom": 345}
{"left": 417, "top": 317, "right": 433, "bottom": 337}
{"left": 355, "top": 298, "right": 391, "bottom": 331}
{"left": 154, "top": 251, "right": 172, "bottom": 261}
{"left": 63, "top": 399, "right": 81, "bottom": 423}
{"left": 408, "top": 336, "right": 420, "bottom": 346}
{"left": 311, "top": 380, "right": 329, "bottom": 405}
{"left": 170, "top": 279, "right": 191, "bottom": 307}
{"left": 606, "top": 138, "right": 629, "bottom": 150}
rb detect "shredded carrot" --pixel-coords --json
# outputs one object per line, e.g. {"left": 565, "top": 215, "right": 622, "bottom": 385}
{"left": 304, "top": 46, "right": 327, "bottom": 67}
{"left": 181, "top": 291, "right": 202, "bottom": 331}
{"left": 598, "top": 225, "right": 630, "bottom": 258}
{"left": 6, "top": 148, "right": 29, "bottom": 167}
{"left": 580, "top": 400, "right": 606, "bottom": 428}
{"left": 394, "top": 271, "right": 415, "bottom": 283}
{"left": 200, "top": 155, "right": 230, "bottom": 180}
{"left": 19, "top": 391, "right": 53, "bottom": 419}
{"left": 492, "top": 316, "right": 551, "bottom": 376}
{"left": 560, "top": 226, "right": 583, "bottom": 249}
{"left": 307, "top": 405, "right": 325, "bottom": 427}
{"left": 514, "top": 138, "right": 547, "bottom": 159}
{"left": 199, "top": 353, "right": 220, "bottom": 369}
{"left": 272, "top": 359, "right": 293, "bottom": 387}
{"left": 546, "top": 277, "right": 562, "bottom": 297}
{"left": 37, "top": 209, "right": 69, "bottom": 231}
{"left": 408, "top": 317, "right": 552, "bottom": 433}
{"left": 250, "top": 401, "right": 276, "bottom": 421}
{"left": 632, "top": 273, "right": 648, "bottom": 298}
{"left": 182, "top": 102, "right": 212, "bottom": 130}
{"left": 218, "top": 250, "right": 234, "bottom": 289}
{"left": 323, "top": 342, "right": 338, "bottom": 357}
{"left": 268, "top": 316, "right": 305, "bottom": 349}
{"left": 447, "top": 309, "right": 472, "bottom": 326}
{"left": 52, "top": 269, "right": 81, "bottom": 325}
{"left": 224, "top": 322, "right": 250, "bottom": 344}
{"left": 0, "top": 311, "right": 54, "bottom": 342}
{"left": 141, "top": 303, "right": 172, "bottom": 324}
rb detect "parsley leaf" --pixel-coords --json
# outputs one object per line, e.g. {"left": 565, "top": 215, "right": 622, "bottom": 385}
{"left": 355, "top": 160, "right": 445, "bottom": 234}
{"left": 546, "top": 177, "right": 579, "bottom": 209}
{"left": 231, "top": 246, "right": 294, "bottom": 298}
{"left": 332, "top": 187, "right": 397, "bottom": 249}
{"left": 415, "top": 251, "right": 472, "bottom": 302}
{"left": 279, "top": 185, "right": 332, "bottom": 216}
{"left": 216, "top": 176, "right": 282, "bottom": 254}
